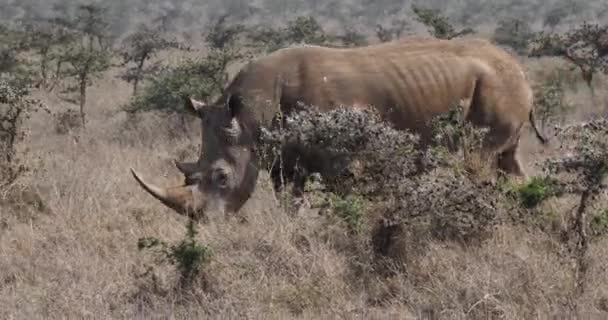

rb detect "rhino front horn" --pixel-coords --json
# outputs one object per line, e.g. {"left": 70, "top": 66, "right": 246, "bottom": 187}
{"left": 130, "top": 168, "right": 196, "bottom": 216}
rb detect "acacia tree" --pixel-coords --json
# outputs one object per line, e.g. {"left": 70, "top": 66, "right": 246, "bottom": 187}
{"left": 119, "top": 23, "right": 180, "bottom": 96}
{"left": 411, "top": 5, "right": 474, "bottom": 40}
{"left": 0, "top": 77, "right": 45, "bottom": 188}
{"left": 530, "top": 22, "right": 608, "bottom": 97}
{"left": 59, "top": 4, "right": 112, "bottom": 128}
{"left": 126, "top": 15, "right": 247, "bottom": 115}
{"left": 0, "top": 32, "right": 46, "bottom": 187}
{"left": 0, "top": 25, "right": 27, "bottom": 72}
{"left": 375, "top": 18, "right": 409, "bottom": 42}
{"left": 535, "top": 119, "right": 608, "bottom": 301}
{"left": 337, "top": 27, "right": 368, "bottom": 47}
{"left": 247, "top": 16, "right": 330, "bottom": 53}
{"left": 533, "top": 68, "right": 573, "bottom": 130}
{"left": 19, "top": 19, "right": 76, "bottom": 88}
{"left": 492, "top": 18, "right": 534, "bottom": 54}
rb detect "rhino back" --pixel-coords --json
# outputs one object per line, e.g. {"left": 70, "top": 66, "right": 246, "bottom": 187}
{"left": 224, "top": 38, "right": 530, "bottom": 131}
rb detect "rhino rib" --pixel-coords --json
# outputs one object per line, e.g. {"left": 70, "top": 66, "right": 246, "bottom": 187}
{"left": 436, "top": 55, "right": 455, "bottom": 106}
{"left": 412, "top": 58, "right": 428, "bottom": 111}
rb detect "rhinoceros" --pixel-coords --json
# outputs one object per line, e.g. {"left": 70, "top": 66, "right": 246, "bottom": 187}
{"left": 131, "top": 36, "right": 547, "bottom": 220}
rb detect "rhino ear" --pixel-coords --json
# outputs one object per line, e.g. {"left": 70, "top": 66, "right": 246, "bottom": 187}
{"left": 184, "top": 96, "right": 207, "bottom": 115}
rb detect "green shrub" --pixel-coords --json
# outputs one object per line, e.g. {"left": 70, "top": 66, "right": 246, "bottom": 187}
{"left": 337, "top": 27, "right": 368, "bottom": 47}
{"left": 411, "top": 5, "right": 474, "bottom": 40}
{"left": 125, "top": 48, "right": 239, "bottom": 114}
{"left": 138, "top": 220, "right": 213, "bottom": 289}
{"left": 514, "top": 176, "right": 559, "bottom": 208}
{"left": 591, "top": 209, "right": 608, "bottom": 236}
{"left": 0, "top": 72, "right": 45, "bottom": 188}
{"left": 375, "top": 18, "right": 409, "bottom": 42}
{"left": 247, "top": 16, "right": 330, "bottom": 53}
{"left": 119, "top": 22, "right": 181, "bottom": 95}
{"left": 54, "top": 108, "right": 82, "bottom": 134}
{"left": 327, "top": 193, "right": 365, "bottom": 233}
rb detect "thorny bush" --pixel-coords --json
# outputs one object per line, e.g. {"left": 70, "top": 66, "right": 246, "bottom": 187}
{"left": 0, "top": 75, "right": 46, "bottom": 188}
{"left": 260, "top": 105, "right": 512, "bottom": 253}
{"left": 533, "top": 118, "right": 608, "bottom": 295}
{"left": 529, "top": 22, "right": 608, "bottom": 89}
{"left": 541, "top": 119, "right": 608, "bottom": 197}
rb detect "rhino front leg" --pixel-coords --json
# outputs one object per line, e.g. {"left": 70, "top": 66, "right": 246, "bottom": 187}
{"left": 497, "top": 142, "right": 527, "bottom": 178}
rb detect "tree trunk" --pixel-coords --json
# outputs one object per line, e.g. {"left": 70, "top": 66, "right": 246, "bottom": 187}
{"left": 48, "top": 59, "right": 64, "bottom": 92}
{"left": 573, "top": 188, "right": 590, "bottom": 313}
{"left": 79, "top": 73, "right": 87, "bottom": 129}
{"left": 40, "top": 48, "right": 49, "bottom": 83}
{"left": 132, "top": 53, "right": 148, "bottom": 96}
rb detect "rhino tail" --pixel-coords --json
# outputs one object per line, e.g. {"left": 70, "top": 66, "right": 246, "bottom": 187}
{"left": 529, "top": 108, "right": 548, "bottom": 144}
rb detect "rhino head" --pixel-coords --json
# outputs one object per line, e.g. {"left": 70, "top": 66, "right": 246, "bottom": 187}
{"left": 130, "top": 95, "right": 260, "bottom": 221}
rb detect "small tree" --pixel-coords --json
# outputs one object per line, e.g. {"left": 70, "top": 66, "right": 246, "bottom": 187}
{"left": 204, "top": 13, "right": 245, "bottom": 50}
{"left": 119, "top": 23, "right": 180, "bottom": 96}
{"left": 285, "top": 16, "right": 328, "bottom": 45}
{"left": 247, "top": 25, "right": 287, "bottom": 53}
{"left": 533, "top": 68, "right": 573, "bottom": 129}
{"left": 536, "top": 119, "right": 608, "bottom": 297}
{"left": 530, "top": 22, "right": 608, "bottom": 97}
{"left": 40, "top": 5, "right": 83, "bottom": 88}
{"left": 492, "top": 18, "right": 534, "bottom": 54}
{"left": 72, "top": 4, "right": 111, "bottom": 50}
{"left": 126, "top": 50, "right": 234, "bottom": 114}
{"left": 62, "top": 46, "right": 111, "bottom": 127}
{"left": 19, "top": 19, "right": 76, "bottom": 88}
{"left": 59, "top": 4, "right": 112, "bottom": 127}
{"left": 0, "top": 25, "right": 27, "bottom": 73}
{"left": 138, "top": 220, "right": 213, "bottom": 290}
{"left": 247, "top": 16, "right": 331, "bottom": 53}
{"left": 375, "top": 18, "right": 409, "bottom": 42}
{"left": 337, "top": 27, "right": 368, "bottom": 47}
{"left": 411, "top": 5, "right": 474, "bottom": 40}
{"left": 126, "top": 14, "right": 248, "bottom": 116}
{"left": 543, "top": 1, "right": 581, "bottom": 31}
{"left": 0, "top": 74, "right": 46, "bottom": 188}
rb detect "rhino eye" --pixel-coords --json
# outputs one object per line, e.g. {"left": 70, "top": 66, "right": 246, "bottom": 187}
{"left": 184, "top": 173, "right": 201, "bottom": 185}
{"left": 212, "top": 169, "right": 229, "bottom": 189}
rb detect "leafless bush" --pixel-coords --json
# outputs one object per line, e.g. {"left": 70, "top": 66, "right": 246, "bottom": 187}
{"left": 260, "top": 106, "right": 425, "bottom": 197}
{"left": 260, "top": 104, "right": 507, "bottom": 265}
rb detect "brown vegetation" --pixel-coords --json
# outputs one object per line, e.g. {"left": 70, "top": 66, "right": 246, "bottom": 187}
{"left": 1, "top": 3, "right": 608, "bottom": 319}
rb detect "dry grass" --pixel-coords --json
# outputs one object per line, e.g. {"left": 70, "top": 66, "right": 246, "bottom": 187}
{"left": 2, "top": 42, "right": 608, "bottom": 320}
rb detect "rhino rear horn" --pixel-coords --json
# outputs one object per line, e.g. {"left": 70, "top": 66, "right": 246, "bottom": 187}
{"left": 130, "top": 168, "right": 195, "bottom": 216}
{"left": 174, "top": 160, "right": 198, "bottom": 175}
{"left": 184, "top": 96, "right": 207, "bottom": 114}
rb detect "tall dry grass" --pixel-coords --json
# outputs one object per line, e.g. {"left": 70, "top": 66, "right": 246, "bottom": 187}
{"left": 1, "top": 39, "right": 608, "bottom": 320}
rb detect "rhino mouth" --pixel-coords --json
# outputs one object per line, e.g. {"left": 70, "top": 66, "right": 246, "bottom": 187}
{"left": 130, "top": 168, "right": 199, "bottom": 217}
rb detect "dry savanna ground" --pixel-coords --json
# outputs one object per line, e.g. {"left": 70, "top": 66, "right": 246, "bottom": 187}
{"left": 2, "top": 35, "right": 608, "bottom": 319}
